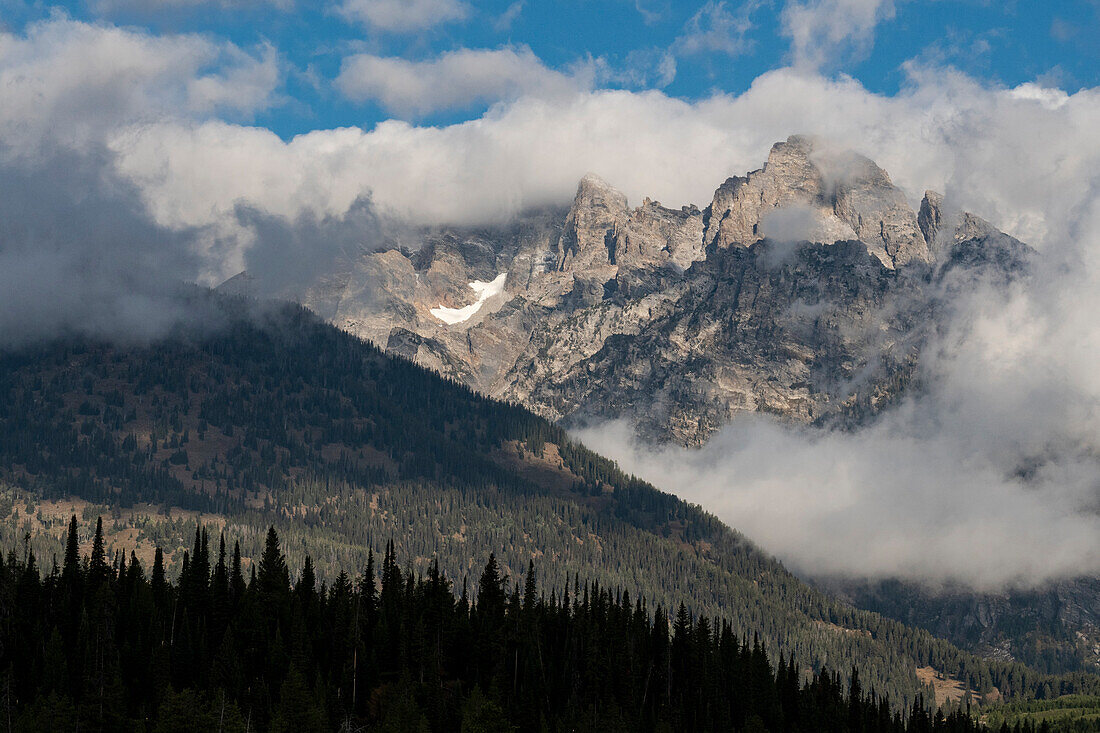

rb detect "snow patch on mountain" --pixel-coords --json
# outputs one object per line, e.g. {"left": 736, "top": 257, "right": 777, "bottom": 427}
{"left": 430, "top": 272, "right": 507, "bottom": 325}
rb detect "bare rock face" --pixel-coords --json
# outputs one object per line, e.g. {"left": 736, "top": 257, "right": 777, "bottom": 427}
{"left": 614, "top": 199, "right": 705, "bottom": 272}
{"left": 505, "top": 239, "right": 926, "bottom": 444}
{"left": 703, "top": 136, "right": 930, "bottom": 268}
{"left": 915, "top": 190, "right": 1032, "bottom": 280}
{"left": 828, "top": 148, "right": 930, "bottom": 266}
{"left": 918, "top": 190, "right": 944, "bottom": 248}
{"left": 557, "top": 174, "right": 628, "bottom": 272}
{"left": 229, "top": 136, "right": 1025, "bottom": 446}
{"left": 918, "top": 189, "right": 1014, "bottom": 252}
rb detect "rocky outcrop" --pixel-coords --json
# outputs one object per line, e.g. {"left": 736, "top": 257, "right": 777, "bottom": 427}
{"left": 703, "top": 136, "right": 930, "bottom": 268}
{"left": 613, "top": 199, "right": 705, "bottom": 272}
{"left": 915, "top": 190, "right": 1031, "bottom": 282}
{"left": 554, "top": 175, "right": 706, "bottom": 295}
{"left": 918, "top": 190, "right": 944, "bottom": 248}
{"left": 504, "top": 239, "right": 928, "bottom": 444}
{"left": 557, "top": 174, "right": 627, "bottom": 272}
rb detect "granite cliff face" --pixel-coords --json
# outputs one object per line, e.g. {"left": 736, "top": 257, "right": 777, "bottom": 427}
{"left": 702, "top": 135, "right": 931, "bottom": 268}
{"left": 227, "top": 135, "right": 1027, "bottom": 446}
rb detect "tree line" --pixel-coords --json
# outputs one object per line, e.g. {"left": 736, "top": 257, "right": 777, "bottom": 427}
{"left": 0, "top": 516, "right": 1062, "bottom": 732}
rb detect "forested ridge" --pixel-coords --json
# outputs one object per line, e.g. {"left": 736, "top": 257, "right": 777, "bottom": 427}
{"left": 0, "top": 294, "right": 1096, "bottom": 711}
{"left": 0, "top": 517, "right": 1033, "bottom": 732}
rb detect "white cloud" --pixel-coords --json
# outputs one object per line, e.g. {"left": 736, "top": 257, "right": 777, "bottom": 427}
{"left": 494, "top": 0, "right": 524, "bottom": 32}
{"left": 337, "top": 0, "right": 469, "bottom": 32}
{"left": 0, "top": 16, "right": 282, "bottom": 343}
{"left": 676, "top": 0, "right": 759, "bottom": 57}
{"left": 634, "top": 0, "right": 668, "bottom": 25}
{"left": 0, "top": 16, "right": 279, "bottom": 152}
{"left": 576, "top": 403, "right": 1100, "bottom": 590}
{"left": 781, "top": 0, "right": 896, "bottom": 69}
{"left": 335, "top": 45, "right": 595, "bottom": 116}
{"left": 656, "top": 52, "right": 677, "bottom": 86}
{"left": 1010, "top": 82, "right": 1071, "bottom": 110}
{"left": 114, "top": 67, "right": 1100, "bottom": 255}
{"left": 187, "top": 43, "right": 279, "bottom": 115}
{"left": 596, "top": 47, "right": 678, "bottom": 89}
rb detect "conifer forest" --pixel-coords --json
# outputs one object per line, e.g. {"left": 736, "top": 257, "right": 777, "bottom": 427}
{"left": 0, "top": 517, "right": 1033, "bottom": 733}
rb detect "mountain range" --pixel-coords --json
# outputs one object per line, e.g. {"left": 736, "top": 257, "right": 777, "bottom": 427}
{"left": 224, "top": 135, "right": 1027, "bottom": 446}
{"left": 220, "top": 135, "right": 1096, "bottom": 679}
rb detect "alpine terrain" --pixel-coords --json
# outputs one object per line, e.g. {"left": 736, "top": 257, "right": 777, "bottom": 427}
{"left": 224, "top": 136, "right": 1097, "bottom": 682}
{"left": 226, "top": 135, "right": 1027, "bottom": 446}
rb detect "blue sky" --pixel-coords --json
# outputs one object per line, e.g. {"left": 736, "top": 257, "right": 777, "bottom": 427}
{"left": 5, "top": 0, "right": 1097, "bottom": 139}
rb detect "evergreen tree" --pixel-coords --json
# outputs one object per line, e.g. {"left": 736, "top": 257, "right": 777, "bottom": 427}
{"left": 522, "top": 560, "right": 537, "bottom": 613}
{"left": 257, "top": 527, "right": 290, "bottom": 601}
{"left": 229, "top": 540, "right": 245, "bottom": 607}
{"left": 270, "top": 664, "right": 326, "bottom": 733}
{"left": 61, "top": 514, "right": 82, "bottom": 602}
{"left": 151, "top": 546, "right": 168, "bottom": 609}
{"left": 87, "top": 516, "right": 109, "bottom": 590}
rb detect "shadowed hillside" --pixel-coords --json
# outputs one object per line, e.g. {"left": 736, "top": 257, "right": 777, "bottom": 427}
{"left": 0, "top": 292, "right": 1095, "bottom": 709}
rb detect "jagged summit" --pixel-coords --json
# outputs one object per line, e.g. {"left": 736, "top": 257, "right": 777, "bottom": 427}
{"left": 702, "top": 135, "right": 930, "bottom": 268}
{"left": 557, "top": 173, "right": 629, "bottom": 271}
{"left": 918, "top": 189, "right": 1007, "bottom": 251}
{"left": 575, "top": 172, "right": 623, "bottom": 196}
{"left": 556, "top": 170, "right": 704, "bottom": 275}
{"left": 918, "top": 190, "right": 945, "bottom": 247}
{"left": 216, "top": 270, "right": 256, "bottom": 297}
{"left": 567, "top": 136, "right": 937, "bottom": 270}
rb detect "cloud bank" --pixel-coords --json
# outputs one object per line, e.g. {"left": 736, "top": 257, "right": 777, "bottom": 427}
{"left": 0, "top": 17, "right": 278, "bottom": 152}
{"left": 106, "top": 62, "right": 1100, "bottom": 293}
{"left": 0, "top": 16, "right": 279, "bottom": 345}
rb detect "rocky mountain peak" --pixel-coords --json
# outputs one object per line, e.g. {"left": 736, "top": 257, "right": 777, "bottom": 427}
{"left": 703, "top": 135, "right": 930, "bottom": 268}
{"left": 557, "top": 174, "right": 629, "bottom": 271}
{"left": 559, "top": 138, "right": 946, "bottom": 274}
{"left": 576, "top": 172, "right": 626, "bottom": 200}
{"left": 917, "top": 189, "right": 1022, "bottom": 266}
{"left": 762, "top": 134, "right": 826, "bottom": 196}
{"left": 555, "top": 172, "right": 707, "bottom": 275}
{"left": 918, "top": 190, "right": 945, "bottom": 246}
